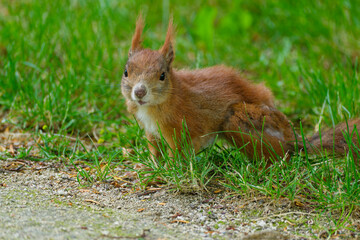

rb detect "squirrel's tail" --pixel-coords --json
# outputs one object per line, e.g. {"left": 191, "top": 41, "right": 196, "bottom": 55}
{"left": 222, "top": 102, "right": 360, "bottom": 165}
{"left": 303, "top": 119, "right": 360, "bottom": 164}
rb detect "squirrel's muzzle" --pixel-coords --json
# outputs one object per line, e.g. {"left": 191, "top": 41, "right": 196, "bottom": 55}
{"left": 134, "top": 84, "right": 147, "bottom": 99}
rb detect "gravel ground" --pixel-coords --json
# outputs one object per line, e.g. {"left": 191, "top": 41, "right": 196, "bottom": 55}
{"left": 0, "top": 159, "right": 358, "bottom": 240}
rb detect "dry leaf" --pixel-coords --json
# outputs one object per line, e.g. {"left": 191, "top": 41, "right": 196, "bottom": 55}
{"left": 121, "top": 171, "right": 138, "bottom": 180}
{"left": 84, "top": 199, "right": 100, "bottom": 205}
{"left": 226, "top": 226, "right": 236, "bottom": 230}
{"left": 4, "top": 162, "right": 25, "bottom": 171}
{"left": 111, "top": 181, "right": 122, "bottom": 188}
{"left": 79, "top": 189, "right": 91, "bottom": 193}
{"left": 122, "top": 148, "right": 134, "bottom": 156}
{"left": 92, "top": 189, "right": 100, "bottom": 194}
{"left": 171, "top": 212, "right": 182, "bottom": 219}
{"left": 294, "top": 199, "right": 304, "bottom": 207}
{"left": 171, "top": 220, "right": 190, "bottom": 224}
{"left": 113, "top": 176, "right": 132, "bottom": 184}
{"left": 9, "top": 144, "right": 15, "bottom": 156}
{"left": 134, "top": 163, "right": 147, "bottom": 169}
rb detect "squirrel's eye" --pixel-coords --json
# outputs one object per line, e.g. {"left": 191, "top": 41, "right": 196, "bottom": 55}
{"left": 159, "top": 72, "right": 165, "bottom": 81}
{"left": 124, "top": 69, "right": 128, "bottom": 77}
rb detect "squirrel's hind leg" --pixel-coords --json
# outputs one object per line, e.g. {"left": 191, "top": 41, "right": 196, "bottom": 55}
{"left": 221, "top": 103, "right": 296, "bottom": 164}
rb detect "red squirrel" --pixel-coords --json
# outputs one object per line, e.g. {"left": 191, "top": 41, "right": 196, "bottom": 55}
{"left": 121, "top": 17, "right": 360, "bottom": 164}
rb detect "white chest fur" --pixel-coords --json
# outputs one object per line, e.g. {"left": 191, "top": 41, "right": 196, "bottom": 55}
{"left": 135, "top": 107, "right": 159, "bottom": 137}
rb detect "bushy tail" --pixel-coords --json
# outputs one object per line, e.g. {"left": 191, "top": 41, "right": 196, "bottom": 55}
{"left": 305, "top": 119, "right": 360, "bottom": 164}
{"left": 222, "top": 102, "right": 360, "bottom": 165}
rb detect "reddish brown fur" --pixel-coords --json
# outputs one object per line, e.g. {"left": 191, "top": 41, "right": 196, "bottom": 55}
{"left": 130, "top": 15, "right": 144, "bottom": 55}
{"left": 121, "top": 17, "right": 360, "bottom": 165}
{"left": 306, "top": 119, "right": 360, "bottom": 164}
{"left": 160, "top": 17, "right": 175, "bottom": 64}
{"left": 222, "top": 103, "right": 296, "bottom": 162}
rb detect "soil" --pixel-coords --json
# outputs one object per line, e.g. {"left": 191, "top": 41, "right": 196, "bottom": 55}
{"left": 0, "top": 159, "right": 353, "bottom": 240}
{"left": 0, "top": 131, "right": 359, "bottom": 239}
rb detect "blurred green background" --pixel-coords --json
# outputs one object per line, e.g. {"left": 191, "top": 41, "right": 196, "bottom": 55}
{"left": 0, "top": 0, "right": 359, "bottom": 137}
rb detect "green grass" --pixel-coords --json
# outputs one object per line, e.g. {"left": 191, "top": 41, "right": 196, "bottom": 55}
{"left": 1, "top": 0, "right": 360, "bottom": 236}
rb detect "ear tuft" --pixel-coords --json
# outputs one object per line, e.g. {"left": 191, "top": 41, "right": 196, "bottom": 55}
{"left": 160, "top": 17, "right": 175, "bottom": 65}
{"left": 129, "top": 14, "right": 144, "bottom": 57}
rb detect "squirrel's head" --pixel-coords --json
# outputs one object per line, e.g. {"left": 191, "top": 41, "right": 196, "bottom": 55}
{"left": 121, "top": 16, "right": 175, "bottom": 107}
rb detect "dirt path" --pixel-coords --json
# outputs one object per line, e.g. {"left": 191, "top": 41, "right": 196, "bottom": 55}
{"left": 0, "top": 159, "right": 355, "bottom": 239}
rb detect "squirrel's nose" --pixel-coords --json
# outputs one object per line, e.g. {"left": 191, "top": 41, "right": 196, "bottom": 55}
{"left": 134, "top": 85, "right": 147, "bottom": 99}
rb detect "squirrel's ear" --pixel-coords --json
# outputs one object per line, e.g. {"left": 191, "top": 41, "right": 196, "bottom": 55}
{"left": 160, "top": 17, "right": 175, "bottom": 65}
{"left": 129, "top": 15, "right": 144, "bottom": 57}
